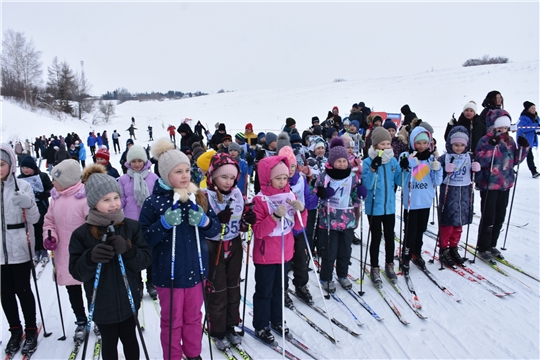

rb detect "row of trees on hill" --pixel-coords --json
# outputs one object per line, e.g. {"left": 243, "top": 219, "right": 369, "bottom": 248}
{"left": 101, "top": 88, "right": 208, "bottom": 103}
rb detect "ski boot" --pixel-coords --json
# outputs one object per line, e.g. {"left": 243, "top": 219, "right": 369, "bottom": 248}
{"left": 21, "top": 328, "right": 38, "bottom": 356}
{"left": 337, "top": 277, "right": 352, "bottom": 290}
{"left": 5, "top": 326, "right": 23, "bottom": 355}
{"left": 449, "top": 247, "right": 467, "bottom": 265}
{"left": 489, "top": 247, "right": 503, "bottom": 259}
{"left": 74, "top": 319, "right": 87, "bottom": 342}
{"left": 211, "top": 336, "right": 231, "bottom": 351}
{"left": 477, "top": 250, "right": 493, "bottom": 261}
{"left": 321, "top": 280, "right": 336, "bottom": 294}
{"left": 295, "top": 284, "right": 313, "bottom": 305}
{"left": 411, "top": 253, "right": 426, "bottom": 269}
{"left": 370, "top": 267, "right": 382, "bottom": 286}
{"left": 284, "top": 291, "right": 294, "bottom": 309}
{"left": 385, "top": 263, "right": 398, "bottom": 283}
{"left": 225, "top": 326, "right": 242, "bottom": 346}
{"left": 255, "top": 327, "right": 275, "bottom": 345}
{"left": 440, "top": 248, "right": 455, "bottom": 267}
{"left": 271, "top": 322, "right": 290, "bottom": 339}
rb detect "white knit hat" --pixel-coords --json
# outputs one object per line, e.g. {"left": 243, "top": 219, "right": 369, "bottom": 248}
{"left": 126, "top": 145, "right": 148, "bottom": 163}
{"left": 463, "top": 101, "right": 477, "bottom": 113}
{"left": 52, "top": 159, "right": 82, "bottom": 189}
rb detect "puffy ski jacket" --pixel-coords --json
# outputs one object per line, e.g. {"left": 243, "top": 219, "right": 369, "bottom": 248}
{"left": 517, "top": 111, "right": 539, "bottom": 149}
{"left": 0, "top": 143, "right": 40, "bottom": 265}
{"left": 118, "top": 160, "right": 159, "bottom": 221}
{"left": 43, "top": 181, "right": 88, "bottom": 286}
{"left": 363, "top": 154, "right": 401, "bottom": 216}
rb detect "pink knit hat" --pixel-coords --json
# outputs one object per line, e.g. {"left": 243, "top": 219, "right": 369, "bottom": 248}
{"left": 270, "top": 161, "right": 289, "bottom": 180}
{"left": 278, "top": 146, "right": 297, "bottom": 167}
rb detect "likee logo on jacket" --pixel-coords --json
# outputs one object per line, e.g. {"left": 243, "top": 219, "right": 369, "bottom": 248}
{"left": 413, "top": 163, "right": 430, "bottom": 182}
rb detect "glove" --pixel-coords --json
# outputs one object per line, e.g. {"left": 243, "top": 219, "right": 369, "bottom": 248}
{"left": 399, "top": 156, "right": 409, "bottom": 170}
{"left": 431, "top": 160, "right": 441, "bottom": 171}
{"left": 188, "top": 204, "right": 208, "bottom": 227}
{"left": 246, "top": 154, "right": 254, "bottom": 166}
{"left": 107, "top": 234, "right": 127, "bottom": 255}
{"left": 510, "top": 123, "right": 518, "bottom": 132}
{"left": 357, "top": 185, "right": 367, "bottom": 199}
{"left": 471, "top": 161, "right": 481, "bottom": 172}
{"left": 408, "top": 156, "right": 419, "bottom": 168}
{"left": 242, "top": 209, "right": 257, "bottom": 225}
{"left": 288, "top": 199, "right": 305, "bottom": 212}
{"left": 90, "top": 243, "right": 115, "bottom": 264}
{"left": 445, "top": 163, "right": 454, "bottom": 173}
{"left": 300, "top": 165, "right": 311, "bottom": 177}
{"left": 274, "top": 205, "right": 287, "bottom": 218}
{"left": 44, "top": 236, "right": 57, "bottom": 251}
{"left": 315, "top": 186, "right": 335, "bottom": 200}
{"left": 162, "top": 207, "right": 182, "bottom": 227}
{"left": 12, "top": 193, "right": 33, "bottom": 209}
{"left": 488, "top": 134, "right": 500, "bottom": 146}
{"left": 217, "top": 208, "right": 233, "bottom": 224}
{"left": 370, "top": 155, "right": 382, "bottom": 172}
{"left": 517, "top": 136, "right": 529, "bottom": 147}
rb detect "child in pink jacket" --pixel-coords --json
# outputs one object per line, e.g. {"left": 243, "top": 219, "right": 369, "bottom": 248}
{"left": 251, "top": 156, "right": 307, "bottom": 344}
{"left": 42, "top": 159, "right": 90, "bottom": 342}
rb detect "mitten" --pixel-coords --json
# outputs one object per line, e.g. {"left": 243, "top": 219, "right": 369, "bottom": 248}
{"left": 44, "top": 236, "right": 57, "bottom": 251}
{"left": 274, "top": 205, "right": 287, "bottom": 218}
{"left": 488, "top": 135, "right": 500, "bottom": 146}
{"left": 242, "top": 209, "right": 257, "bottom": 225}
{"left": 162, "top": 207, "right": 182, "bottom": 228}
{"left": 188, "top": 204, "right": 208, "bottom": 227}
{"left": 370, "top": 156, "right": 382, "bottom": 171}
{"left": 445, "top": 163, "right": 455, "bottom": 173}
{"left": 408, "top": 156, "right": 419, "bottom": 168}
{"left": 357, "top": 185, "right": 367, "bottom": 199}
{"left": 90, "top": 244, "right": 115, "bottom": 264}
{"left": 12, "top": 193, "right": 33, "bottom": 209}
{"left": 288, "top": 199, "right": 305, "bottom": 212}
{"left": 217, "top": 208, "right": 233, "bottom": 224}
{"left": 107, "top": 234, "right": 127, "bottom": 255}
{"left": 431, "top": 160, "right": 441, "bottom": 171}
{"left": 471, "top": 162, "right": 481, "bottom": 172}
{"left": 517, "top": 136, "right": 529, "bottom": 147}
{"left": 316, "top": 186, "right": 335, "bottom": 199}
{"left": 399, "top": 156, "right": 409, "bottom": 170}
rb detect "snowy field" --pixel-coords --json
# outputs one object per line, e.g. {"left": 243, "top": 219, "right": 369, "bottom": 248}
{"left": 1, "top": 60, "right": 539, "bottom": 359}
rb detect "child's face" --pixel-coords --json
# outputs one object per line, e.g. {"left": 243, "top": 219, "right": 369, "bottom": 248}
{"left": 414, "top": 140, "right": 429, "bottom": 153}
{"left": 96, "top": 158, "right": 108, "bottom": 166}
{"left": 52, "top": 180, "right": 64, "bottom": 192}
{"left": 451, "top": 142, "right": 466, "bottom": 154}
{"left": 463, "top": 108, "right": 475, "bottom": 120}
{"left": 0, "top": 160, "right": 10, "bottom": 181}
{"left": 130, "top": 159, "right": 145, "bottom": 172}
{"left": 315, "top": 147, "right": 325, "bottom": 157}
{"left": 346, "top": 145, "right": 354, "bottom": 155}
{"left": 376, "top": 140, "right": 391, "bottom": 150}
{"left": 214, "top": 174, "right": 236, "bottom": 192}
{"left": 333, "top": 158, "right": 348, "bottom": 170}
{"left": 373, "top": 121, "right": 382, "bottom": 128}
{"left": 229, "top": 150, "right": 240, "bottom": 158}
{"left": 168, "top": 163, "right": 191, "bottom": 189}
{"left": 95, "top": 192, "right": 121, "bottom": 213}
{"left": 268, "top": 141, "right": 276, "bottom": 151}
{"left": 289, "top": 164, "right": 297, "bottom": 178}
{"left": 388, "top": 128, "right": 396, "bottom": 137}
{"left": 223, "top": 139, "right": 231, "bottom": 147}
{"left": 349, "top": 125, "right": 357, "bottom": 133}
{"left": 20, "top": 166, "right": 35, "bottom": 176}
{"left": 343, "top": 124, "right": 350, "bottom": 131}
{"left": 271, "top": 174, "right": 288, "bottom": 189}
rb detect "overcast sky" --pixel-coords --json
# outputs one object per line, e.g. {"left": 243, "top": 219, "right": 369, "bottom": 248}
{"left": 3, "top": 1, "right": 539, "bottom": 96}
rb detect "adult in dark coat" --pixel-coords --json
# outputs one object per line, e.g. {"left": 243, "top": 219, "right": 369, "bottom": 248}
{"left": 477, "top": 90, "right": 503, "bottom": 140}
{"left": 193, "top": 121, "right": 207, "bottom": 141}
{"left": 177, "top": 123, "right": 202, "bottom": 150}
{"left": 444, "top": 101, "right": 485, "bottom": 153}
{"left": 54, "top": 144, "right": 71, "bottom": 165}
{"left": 208, "top": 123, "right": 227, "bottom": 151}
{"left": 400, "top": 104, "right": 418, "bottom": 127}
{"left": 357, "top": 101, "right": 372, "bottom": 136}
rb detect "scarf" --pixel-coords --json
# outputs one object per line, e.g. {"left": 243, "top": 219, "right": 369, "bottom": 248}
{"left": 325, "top": 166, "right": 351, "bottom": 180}
{"left": 86, "top": 209, "right": 125, "bottom": 226}
{"left": 368, "top": 147, "right": 394, "bottom": 164}
{"left": 127, "top": 168, "right": 150, "bottom": 207}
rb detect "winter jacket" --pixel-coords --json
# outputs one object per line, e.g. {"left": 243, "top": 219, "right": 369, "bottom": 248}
{"left": 43, "top": 181, "right": 88, "bottom": 286}
{"left": 139, "top": 180, "right": 221, "bottom": 288}
{"left": 363, "top": 151, "right": 401, "bottom": 216}
{"left": 475, "top": 132, "right": 528, "bottom": 191}
{"left": 517, "top": 111, "right": 539, "bottom": 148}
{"left": 400, "top": 127, "right": 443, "bottom": 210}
{"left": 289, "top": 171, "right": 317, "bottom": 236}
{"left": 87, "top": 135, "right": 97, "bottom": 147}
{"left": 54, "top": 144, "right": 71, "bottom": 165}
{"left": 69, "top": 218, "right": 152, "bottom": 324}
{"left": 45, "top": 144, "right": 57, "bottom": 165}
{"left": 391, "top": 137, "right": 408, "bottom": 160}
{"left": 232, "top": 157, "right": 248, "bottom": 195}
{"left": 0, "top": 144, "right": 40, "bottom": 265}
{"left": 178, "top": 123, "right": 202, "bottom": 149}
{"left": 437, "top": 126, "right": 474, "bottom": 227}
{"left": 18, "top": 170, "right": 53, "bottom": 222}
{"left": 443, "top": 113, "right": 485, "bottom": 155}
{"left": 118, "top": 161, "right": 159, "bottom": 221}
{"left": 78, "top": 143, "right": 87, "bottom": 161}
{"left": 104, "top": 163, "right": 120, "bottom": 179}
{"left": 252, "top": 156, "right": 307, "bottom": 265}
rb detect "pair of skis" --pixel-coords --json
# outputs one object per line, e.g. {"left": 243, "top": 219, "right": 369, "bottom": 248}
{"left": 68, "top": 327, "right": 101, "bottom": 360}
{"left": 4, "top": 323, "right": 43, "bottom": 360}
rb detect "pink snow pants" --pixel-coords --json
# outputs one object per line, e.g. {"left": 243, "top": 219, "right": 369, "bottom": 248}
{"left": 439, "top": 225, "right": 463, "bottom": 249}
{"left": 156, "top": 283, "right": 204, "bottom": 359}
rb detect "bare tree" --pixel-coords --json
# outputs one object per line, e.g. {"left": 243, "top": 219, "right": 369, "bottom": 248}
{"left": 1, "top": 29, "right": 43, "bottom": 108}
{"left": 73, "top": 61, "right": 93, "bottom": 119}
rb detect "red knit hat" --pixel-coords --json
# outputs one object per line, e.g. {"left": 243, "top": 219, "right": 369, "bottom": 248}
{"left": 245, "top": 123, "right": 253, "bottom": 131}
{"left": 95, "top": 148, "right": 110, "bottom": 163}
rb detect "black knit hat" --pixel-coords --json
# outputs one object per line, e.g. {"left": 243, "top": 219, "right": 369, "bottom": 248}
{"left": 312, "top": 116, "right": 320, "bottom": 124}
{"left": 286, "top": 117, "right": 296, "bottom": 127}
{"left": 20, "top": 155, "right": 38, "bottom": 172}
{"left": 524, "top": 101, "right": 535, "bottom": 111}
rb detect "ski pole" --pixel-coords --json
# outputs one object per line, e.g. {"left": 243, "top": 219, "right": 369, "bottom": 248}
{"left": 108, "top": 224, "right": 150, "bottom": 360}
{"left": 402, "top": 152, "right": 417, "bottom": 269}
{"left": 430, "top": 197, "right": 436, "bottom": 225}
{"left": 80, "top": 221, "right": 111, "bottom": 360}
{"left": 398, "top": 171, "right": 404, "bottom": 259}
{"left": 238, "top": 224, "right": 252, "bottom": 337}
{"left": 501, "top": 147, "right": 523, "bottom": 250}
{"left": 49, "top": 229, "right": 66, "bottom": 341}
{"left": 188, "top": 193, "right": 213, "bottom": 360}
{"left": 168, "top": 192, "right": 180, "bottom": 360}
{"left": 12, "top": 173, "right": 52, "bottom": 339}
{"left": 297, "top": 210, "right": 338, "bottom": 344}
{"left": 472, "top": 146, "right": 497, "bottom": 263}
{"left": 280, "top": 217, "right": 286, "bottom": 360}
{"left": 462, "top": 170, "right": 475, "bottom": 260}
{"left": 358, "top": 199, "right": 363, "bottom": 287}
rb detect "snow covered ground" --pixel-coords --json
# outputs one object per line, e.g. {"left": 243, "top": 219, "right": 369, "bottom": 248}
{"left": 1, "top": 61, "right": 539, "bottom": 359}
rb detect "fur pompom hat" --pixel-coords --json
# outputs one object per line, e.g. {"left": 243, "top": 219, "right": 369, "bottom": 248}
{"left": 151, "top": 138, "right": 190, "bottom": 188}
{"left": 82, "top": 164, "right": 122, "bottom": 209}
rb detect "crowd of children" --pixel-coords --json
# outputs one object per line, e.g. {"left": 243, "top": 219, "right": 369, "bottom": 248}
{"left": 1, "top": 95, "right": 536, "bottom": 358}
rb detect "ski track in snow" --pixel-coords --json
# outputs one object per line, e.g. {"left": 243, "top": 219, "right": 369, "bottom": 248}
{"left": 1, "top": 61, "right": 539, "bottom": 359}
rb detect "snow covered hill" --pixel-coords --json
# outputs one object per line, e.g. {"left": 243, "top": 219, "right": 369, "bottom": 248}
{"left": 1, "top": 61, "right": 539, "bottom": 359}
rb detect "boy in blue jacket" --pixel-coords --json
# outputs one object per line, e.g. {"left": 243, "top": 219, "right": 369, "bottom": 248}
{"left": 362, "top": 128, "right": 401, "bottom": 284}
{"left": 399, "top": 126, "right": 442, "bottom": 273}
